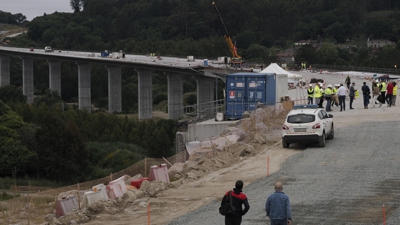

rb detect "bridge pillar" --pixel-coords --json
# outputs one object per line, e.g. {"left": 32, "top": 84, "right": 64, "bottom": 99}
{"left": 136, "top": 69, "right": 153, "bottom": 119}
{"left": 195, "top": 76, "right": 215, "bottom": 117}
{"left": 0, "top": 55, "right": 10, "bottom": 86}
{"left": 77, "top": 63, "right": 91, "bottom": 112}
{"left": 107, "top": 65, "right": 122, "bottom": 113}
{"left": 166, "top": 73, "right": 183, "bottom": 120}
{"left": 49, "top": 60, "right": 62, "bottom": 96}
{"left": 22, "top": 57, "right": 34, "bottom": 104}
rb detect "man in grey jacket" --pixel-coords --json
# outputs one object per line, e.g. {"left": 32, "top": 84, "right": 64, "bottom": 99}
{"left": 265, "top": 182, "right": 292, "bottom": 225}
{"left": 349, "top": 82, "right": 357, "bottom": 109}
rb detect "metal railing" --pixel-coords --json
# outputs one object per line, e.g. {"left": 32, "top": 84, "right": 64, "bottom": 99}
{"left": 183, "top": 99, "right": 225, "bottom": 118}
{"left": 183, "top": 98, "right": 309, "bottom": 122}
{"left": 312, "top": 64, "right": 400, "bottom": 75}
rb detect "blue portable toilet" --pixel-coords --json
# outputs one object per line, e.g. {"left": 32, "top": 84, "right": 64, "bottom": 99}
{"left": 225, "top": 73, "right": 277, "bottom": 120}
{"left": 204, "top": 59, "right": 208, "bottom": 66}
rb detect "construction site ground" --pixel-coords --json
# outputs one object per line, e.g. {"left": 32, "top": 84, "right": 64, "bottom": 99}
{"left": 79, "top": 70, "right": 400, "bottom": 225}
{"left": 3, "top": 70, "right": 399, "bottom": 225}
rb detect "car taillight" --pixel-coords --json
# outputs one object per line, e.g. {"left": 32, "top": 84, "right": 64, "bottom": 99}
{"left": 312, "top": 123, "right": 320, "bottom": 129}
{"left": 282, "top": 124, "right": 289, "bottom": 130}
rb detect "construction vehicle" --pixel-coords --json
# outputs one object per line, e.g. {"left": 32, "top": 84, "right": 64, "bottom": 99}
{"left": 212, "top": 2, "right": 242, "bottom": 67}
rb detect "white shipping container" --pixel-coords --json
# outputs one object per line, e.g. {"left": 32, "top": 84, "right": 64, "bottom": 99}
{"left": 187, "top": 55, "right": 194, "bottom": 61}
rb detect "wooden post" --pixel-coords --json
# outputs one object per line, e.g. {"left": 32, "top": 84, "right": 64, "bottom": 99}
{"left": 145, "top": 157, "right": 147, "bottom": 177}
{"left": 110, "top": 173, "right": 113, "bottom": 182}
{"left": 266, "top": 156, "right": 270, "bottom": 177}
{"left": 382, "top": 204, "right": 386, "bottom": 225}
{"left": 28, "top": 182, "right": 30, "bottom": 225}
{"left": 147, "top": 202, "right": 151, "bottom": 225}
{"left": 77, "top": 183, "right": 81, "bottom": 210}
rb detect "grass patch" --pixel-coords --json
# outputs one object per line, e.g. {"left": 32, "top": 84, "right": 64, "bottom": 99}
{"left": 0, "top": 192, "right": 19, "bottom": 201}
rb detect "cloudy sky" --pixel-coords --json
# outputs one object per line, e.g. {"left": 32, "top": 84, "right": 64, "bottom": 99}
{"left": 0, "top": 0, "right": 73, "bottom": 21}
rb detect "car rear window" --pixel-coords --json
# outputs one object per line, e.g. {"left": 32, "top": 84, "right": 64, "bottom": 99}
{"left": 287, "top": 114, "right": 315, "bottom": 123}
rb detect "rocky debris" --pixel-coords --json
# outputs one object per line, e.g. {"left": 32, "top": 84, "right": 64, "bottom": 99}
{"left": 140, "top": 180, "right": 168, "bottom": 197}
{"left": 242, "top": 111, "right": 251, "bottom": 118}
{"left": 167, "top": 105, "right": 287, "bottom": 184}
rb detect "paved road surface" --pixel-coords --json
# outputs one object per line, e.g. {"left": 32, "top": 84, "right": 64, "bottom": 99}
{"left": 168, "top": 120, "right": 400, "bottom": 225}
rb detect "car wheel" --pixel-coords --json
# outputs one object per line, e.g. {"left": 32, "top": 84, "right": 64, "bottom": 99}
{"left": 318, "top": 132, "right": 326, "bottom": 147}
{"left": 327, "top": 125, "right": 334, "bottom": 139}
{"left": 282, "top": 140, "right": 289, "bottom": 148}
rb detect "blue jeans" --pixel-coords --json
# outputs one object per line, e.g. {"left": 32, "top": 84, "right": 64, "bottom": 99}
{"left": 326, "top": 99, "right": 331, "bottom": 111}
{"left": 339, "top": 95, "right": 346, "bottom": 110}
{"left": 308, "top": 97, "right": 313, "bottom": 104}
{"left": 363, "top": 94, "right": 369, "bottom": 107}
{"left": 271, "top": 219, "right": 288, "bottom": 225}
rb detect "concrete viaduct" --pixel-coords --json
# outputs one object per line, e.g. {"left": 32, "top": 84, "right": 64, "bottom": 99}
{"left": 0, "top": 46, "right": 237, "bottom": 119}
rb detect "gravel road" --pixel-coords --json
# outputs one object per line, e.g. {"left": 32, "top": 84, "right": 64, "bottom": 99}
{"left": 167, "top": 121, "right": 400, "bottom": 225}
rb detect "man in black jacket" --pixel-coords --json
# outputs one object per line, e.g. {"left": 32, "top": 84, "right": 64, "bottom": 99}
{"left": 221, "top": 180, "right": 250, "bottom": 225}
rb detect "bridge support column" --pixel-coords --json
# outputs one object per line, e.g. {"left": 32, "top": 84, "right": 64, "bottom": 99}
{"left": 22, "top": 57, "right": 34, "bottom": 104}
{"left": 77, "top": 63, "right": 91, "bottom": 112}
{"left": 49, "top": 60, "right": 62, "bottom": 96}
{"left": 136, "top": 69, "right": 153, "bottom": 119}
{"left": 166, "top": 73, "right": 183, "bottom": 120}
{"left": 107, "top": 65, "right": 122, "bottom": 113}
{"left": 196, "top": 76, "right": 215, "bottom": 117}
{"left": 0, "top": 55, "right": 10, "bottom": 86}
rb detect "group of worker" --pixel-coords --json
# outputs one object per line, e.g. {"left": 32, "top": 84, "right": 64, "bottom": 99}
{"left": 372, "top": 79, "right": 397, "bottom": 107}
{"left": 307, "top": 82, "right": 340, "bottom": 112}
{"left": 307, "top": 78, "right": 398, "bottom": 111}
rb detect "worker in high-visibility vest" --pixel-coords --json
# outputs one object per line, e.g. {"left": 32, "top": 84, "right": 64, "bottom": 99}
{"left": 317, "top": 83, "right": 325, "bottom": 108}
{"left": 314, "top": 83, "right": 321, "bottom": 106}
{"left": 307, "top": 84, "right": 314, "bottom": 104}
{"left": 380, "top": 80, "right": 387, "bottom": 104}
{"left": 324, "top": 84, "right": 333, "bottom": 111}
{"left": 331, "top": 84, "right": 340, "bottom": 107}
{"left": 393, "top": 81, "right": 397, "bottom": 106}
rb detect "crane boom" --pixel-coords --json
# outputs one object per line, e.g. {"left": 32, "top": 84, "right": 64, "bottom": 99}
{"left": 212, "top": 2, "right": 242, "bottom": 65}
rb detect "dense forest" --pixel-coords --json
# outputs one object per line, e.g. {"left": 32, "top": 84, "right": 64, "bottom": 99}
{"left": 2, "top": 0, "right": 400, "bottom": 186}
{"left": 0, "top": 87, "right": 176, "bottom": 185}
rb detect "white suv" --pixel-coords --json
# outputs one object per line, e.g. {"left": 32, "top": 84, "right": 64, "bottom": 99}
{"left": 282, "top": 105, "right": 334, "bottom": 148}
{"left": 44, "top": 46, "right": 53, "bottom": 52}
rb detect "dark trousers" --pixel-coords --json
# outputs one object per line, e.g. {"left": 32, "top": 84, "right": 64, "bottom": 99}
{"left": 380, "top": 92, "right": 386, "bottom": 103}
{"left": 271, "top": 219, "right": 288, "bottom": 225}
{"left": 339, "top": 95, "right": 346, "bottom": 110}
{"left": 363, "top": 94, "right": 369, "bottom": 107}
{"left": 349, "top": 96, "right": 354, "bottom": 108}
{"left": 308, "top": 96, "right": 313, "bottom": 104}
{"left": 225, "top": 215, "right": 242, "bottom": 225}
{"left": 318, "top": 97, "right": 324, "bottom": 108}
{"left": 386, "top": 94, "right": 393, "bottom": 106}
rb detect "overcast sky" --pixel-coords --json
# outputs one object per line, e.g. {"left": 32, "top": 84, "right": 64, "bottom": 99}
{"left": 0, "top": 0, "right": 73, "bottom": 21}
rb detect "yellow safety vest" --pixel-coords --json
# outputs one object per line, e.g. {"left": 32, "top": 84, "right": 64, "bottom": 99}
{"left": 394, "top": 86, "right": 398, "bottom": 95}
{"left": 333, "top": 88, "right": 338, "bottom": 94}
{"left": 381, "top": 82, "right": 387, "bottom": 92}
{"left": 314, "top": 86, "right": 321, "bottom": 98}
{"left": 307, "top": 88, "right": 314, "bottom": 98}
{"left": 324, "top": 88, "right": 332, "bottom": 97}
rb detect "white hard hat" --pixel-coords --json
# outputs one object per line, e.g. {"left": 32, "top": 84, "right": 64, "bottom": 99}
{"left": 309, "top": 84, "right": 313, "bottom": 86}
{"left": 335, "top": 84, "right": 339, "bottom": 86}
{"left": 327, "top": 84, "right": 332, "bottom": 88}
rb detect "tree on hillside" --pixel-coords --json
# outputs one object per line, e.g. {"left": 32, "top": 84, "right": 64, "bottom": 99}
{"left": 0, "top": 85, "right": 26, "bottom": 104}
{"left": 0, "top": 100, "right": 36, "bottom": 177}
{"left": 35, "top": 113, "right": 90, "bottom": 182}
{"left": 70, "top": 0, "right": 84, "bottom": 13}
